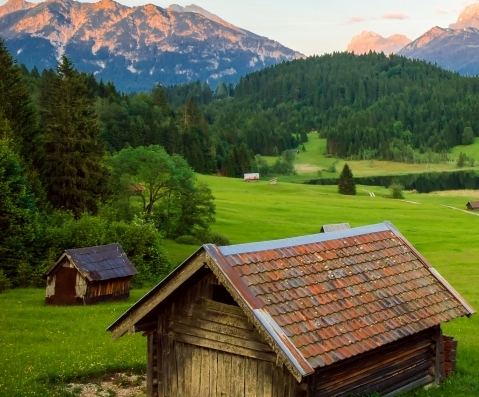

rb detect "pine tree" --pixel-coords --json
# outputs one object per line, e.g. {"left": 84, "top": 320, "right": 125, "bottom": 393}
{"left": 40, "top": 55, "right": 109, "bottom": 217}
{"left": 0, "top": 38, "right": 38, "bottom": 166}
{"left": 338, "top": 163, "right": 356, "bottom": 195}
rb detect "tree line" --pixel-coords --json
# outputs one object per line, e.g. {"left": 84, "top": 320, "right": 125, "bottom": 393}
{"left": 168, "top": 52, "right": 479, "bottom": 164}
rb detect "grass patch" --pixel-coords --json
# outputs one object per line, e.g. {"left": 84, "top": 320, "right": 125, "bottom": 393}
{"left": 261, "top": 133, "right": 479, "bottom": 183}
{"left": 1, "top": 176, "right": 479, "bottom": 395}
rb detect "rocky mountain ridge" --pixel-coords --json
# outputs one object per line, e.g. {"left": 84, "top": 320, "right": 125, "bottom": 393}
{"left": 398, "top": 26, "right": 479, "bottom": 75}
{"left": 0, "top": 0, "right": 303, "bottom": 91}
{"left": 347, "top": 31, "right": 411, "bottom": 55}
{"left": 347, "top": 3, "right": 479, "bottom": 76}
{"left": 0, "top": 0, "right": 35, "bottom": 17}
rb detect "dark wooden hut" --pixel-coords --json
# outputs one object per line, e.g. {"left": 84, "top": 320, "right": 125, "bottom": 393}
{"left": 108, "top": 222, "right": 474, "bottom": 397}
{"left": 320, "top": 223, "right": 351, "bottom": 233}
{"left": 44, "top": 243, "right": 137, "bottom": 305}
{"left": 466, "top": 201, "right": 479, "bottom": 210}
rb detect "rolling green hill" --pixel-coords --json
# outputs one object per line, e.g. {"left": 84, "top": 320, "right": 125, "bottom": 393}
{"left": 204, "top": 52, "right": 479, "bottom": 166}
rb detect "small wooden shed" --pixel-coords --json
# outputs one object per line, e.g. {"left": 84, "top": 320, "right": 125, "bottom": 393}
{"left": 320, "top": 223, "right": 351, "bottom": 233}
{"left": 44, "top": 243, "right": 137, "bottom": 305}
{"left": 244, "top": 173, "right": 260, "bottom": 182}
{"left": 108, "top": 222, "right": 474, "bottom": 397}
{"left": 466, "top": 201, "right": 479, "bottom": 210}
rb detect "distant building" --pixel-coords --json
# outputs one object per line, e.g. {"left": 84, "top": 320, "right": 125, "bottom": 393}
{"left": 44, "top": 243, "right": 137, "bottom": 305}
{"left": 269, "top": 178, "right": 277, "bottom": 185}
{"left": 320, "top": 223, "right": 351, "bottom": 233}
{"left": 244, "top": 173, "right": 259, "bottom": 182}
{"left": 466, "top": 201, "right": 479, "bottom": 210}
{"left": 108, "top": 222, "right": 474, "bottom": 397}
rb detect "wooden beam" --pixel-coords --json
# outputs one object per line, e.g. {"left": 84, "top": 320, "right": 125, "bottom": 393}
{"left": 169, "top": 331, "right": 277, "bottom": 363}
{"left": 110, "top": 252, "right": 206, "bottom": 340}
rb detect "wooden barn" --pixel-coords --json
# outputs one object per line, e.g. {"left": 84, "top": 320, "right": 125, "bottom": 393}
{"left": 108, "top": 222, "right": 474, "bottom": 397}
{"left": 44, "top": 243, "right": 137, "bottom": 305}
{"left": 466, "top": 201, "right": 479, "bottom": 210}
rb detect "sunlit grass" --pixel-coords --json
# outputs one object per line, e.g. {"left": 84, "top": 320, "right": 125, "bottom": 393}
{"left": 261, "top": 134, "right": 479, "bottom": 183}
{"left": 1, "top": 175, "right": 479, "bottom": 395}
{"left": 0, "top": 289, "right": 147, "bottom": 396}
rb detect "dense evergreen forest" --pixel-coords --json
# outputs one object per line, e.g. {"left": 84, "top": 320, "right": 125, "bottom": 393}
{"left": 4, "top": 43, "right": 479, "bottom": 290}
{"left": 167, "top": 52, "right": 479, "bottom": 164}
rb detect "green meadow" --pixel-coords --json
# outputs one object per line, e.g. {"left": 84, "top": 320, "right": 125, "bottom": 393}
{"left": 1, "top": 167, "right": 479, "bottom": 395}
{"left": 262, "top": 134, "right": 479, "bottom": 184}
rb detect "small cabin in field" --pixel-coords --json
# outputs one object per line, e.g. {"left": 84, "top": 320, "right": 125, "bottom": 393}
{"left": 44, "top": 243, "right": 137, "bottom": 305}
{"left": 320, "top": 223, "right": 351, "bottom": 233}
{"left": 108, "top": 222, "right": 474, "bottom": 397}
{"left": 244, "top": 173, "right": 259, "bottom": 182}
{"left": 466, "top": 201, "right": 479, "bottom": 210}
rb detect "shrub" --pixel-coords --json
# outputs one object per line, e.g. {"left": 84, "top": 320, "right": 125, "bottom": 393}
{"left": 175, "top": 235, "right": 202, "bottom": 245}
{"left": 194, "top": 229, "right": 231, "bottom": 246}
{"left": 389, "top": 183, "right": 404, "bottom": 199}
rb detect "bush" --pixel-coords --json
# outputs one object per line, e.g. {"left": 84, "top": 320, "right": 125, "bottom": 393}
{"left": 43, "top": 212, "right": 172, "bottom": 287}
{"left": 0, "top": 270, "right": 11, "bottom": 293}
{"left": 194, "top": 229, "right": 231, "bottom": 246}
{"left": 389, "top": 183, "right": 404, "bottom": 199}
{"left": 175, "top": 235, "right": 202, "bottom": 245}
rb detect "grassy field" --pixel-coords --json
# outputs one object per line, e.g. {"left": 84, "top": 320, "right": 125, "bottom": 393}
{"left": 1, "top": 175, "right": 479, "bottom": 395}
{"left": 261, "top": 134, "right": 479, "bottom": 183}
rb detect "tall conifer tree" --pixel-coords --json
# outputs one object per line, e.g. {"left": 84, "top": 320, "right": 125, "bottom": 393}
{"left": 338, "top": 163, "right": 356, "bottom": 195}
{"left": 40, "top": 55, "right": 109, "bottom": 216}
{"left": 0, "top": 38, "right": 38, "bottom": 166}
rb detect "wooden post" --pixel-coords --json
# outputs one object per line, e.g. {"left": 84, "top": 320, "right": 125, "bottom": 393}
{"left": 146, "top": 333, "right": 155, "bottom": 397}
{"left": 307, "top": 371, "right": 318, "bottom": 397}
{"left": 435, "top": 326, "right": 445, "bottom": 385}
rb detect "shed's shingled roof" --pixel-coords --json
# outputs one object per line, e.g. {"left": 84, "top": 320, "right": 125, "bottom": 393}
{"left": 45, "top": 243, "right": 137, "bottom": 281}
{"left": 206, "top": 222, "right": 474, "bottom": 370}
{"left": 467, "top": 201, "right": 479, "bottom": 209}
{"left": 108, "top": 222, "right": 474, "bottom": 378}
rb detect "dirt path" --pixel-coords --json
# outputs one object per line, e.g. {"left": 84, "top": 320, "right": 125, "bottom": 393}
{"left": 440, "top": 204, "right": 479, "bottom": 217}
{"left": 64, "top": 373, "right": 146, "bottom": 397}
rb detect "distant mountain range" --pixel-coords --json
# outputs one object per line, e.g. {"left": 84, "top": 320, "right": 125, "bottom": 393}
{"left": 348, "top": 4, "right": 479, "bottom": 76}
{"left": 0, "top": 0, "right": 303, "bottom": 91}
{"left": 347, "top": 31, "right": 411, "bottom": 56}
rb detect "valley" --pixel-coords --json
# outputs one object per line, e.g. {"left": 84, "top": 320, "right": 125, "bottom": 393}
{"left": 1, "top": 2, "right": 479, "bottom": 396}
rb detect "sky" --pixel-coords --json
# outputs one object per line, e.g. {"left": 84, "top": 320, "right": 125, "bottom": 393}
{"left": 2, "top": 0, "right": 478, "bottom": 55}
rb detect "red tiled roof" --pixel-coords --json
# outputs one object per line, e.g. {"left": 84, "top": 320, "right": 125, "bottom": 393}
{"left": 207, "top": 222, "right": 474, "bottom": 372}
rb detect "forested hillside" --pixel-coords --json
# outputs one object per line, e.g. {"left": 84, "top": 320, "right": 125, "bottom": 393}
{"left": 5, "top": 46, "right": 479, "bottom": 290}
{"left": 201, "top": 52, "right": 479, "bottom": 162}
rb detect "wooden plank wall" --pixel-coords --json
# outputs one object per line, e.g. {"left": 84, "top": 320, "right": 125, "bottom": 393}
{"left": 85, "top": 278, "right": 131, "bottom": 302}
{"left": 313, "top": 327, "right": 437, "bottom": 397}
{"left": 152, "top": 271, "right": 298, "bottom": 397}
{"left": 443, "top": 335, "right": 457, "bottom": 378}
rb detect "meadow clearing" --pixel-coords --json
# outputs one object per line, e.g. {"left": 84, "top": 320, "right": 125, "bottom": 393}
{"left": 1, "top": 137, "right": 479, "bottom": 396}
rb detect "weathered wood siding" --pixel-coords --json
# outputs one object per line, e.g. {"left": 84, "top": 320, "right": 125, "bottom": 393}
{"left": 45, "top": 258, "right": 131, "bottom": 305}
{"left": 309, "top": 327, "right": 438, "bottom": 397}
{"left": 148, "top": 271, "right": 298, "bottom": 397}
{"left": 45, "top": 261, "right": 77, "bottom": 305}
{"left": 84, "top": 278, "right": 131, "bottom": 304}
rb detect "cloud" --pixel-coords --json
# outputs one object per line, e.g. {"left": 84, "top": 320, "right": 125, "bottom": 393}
{"left": 347, "top": 16, "right": 366, "bottom": 24}
{"left": 381, "top": 12, "right": 409, "bottom": 20}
